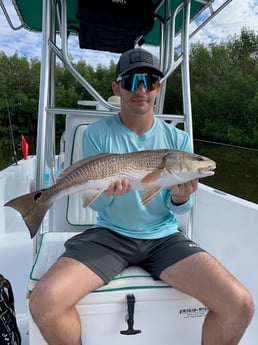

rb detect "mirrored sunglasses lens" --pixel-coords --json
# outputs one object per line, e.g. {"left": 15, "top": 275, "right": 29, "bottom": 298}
{"left": 121, "top": 75, "right": 134, "bottom": 91}
{"left": 121, "top": 74, "right": 159, "bottom": 91}
{"left": 149, "top": 75, "right": 160, "bottom": 90}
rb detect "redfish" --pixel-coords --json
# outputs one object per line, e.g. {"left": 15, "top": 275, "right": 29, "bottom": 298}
{"left": 5, "top": 149, "right": 215, "bottom": 238}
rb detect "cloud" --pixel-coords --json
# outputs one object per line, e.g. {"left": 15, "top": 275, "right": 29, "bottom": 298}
{"left": 0, "top": 0, "right": 257, "bottom": 67}
{"left": 191, "top": 0, "right": 258, "bottom": 44}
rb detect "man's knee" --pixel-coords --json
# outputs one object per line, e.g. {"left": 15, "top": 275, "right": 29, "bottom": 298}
{"left": 29, "top": 282, "right": 58, "bottom": 322}
{"left": 236, "top": 288, "right": 254, "bottom": 325}
{"left": 29, "top": 288, "right": 44, "bottom": 321}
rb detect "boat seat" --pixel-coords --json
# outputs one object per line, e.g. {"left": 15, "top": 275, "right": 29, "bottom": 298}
{"left": 28, "top": 231, "right": 206, "bottom": 345}
{"left": 50, "top": 115, "right": 100, "bottom": 232}
{"left": 65, "top": 122, "right": 97, "bottom": 226}
{"left": 28, "top": 231, "right": 171, "bottom": 293}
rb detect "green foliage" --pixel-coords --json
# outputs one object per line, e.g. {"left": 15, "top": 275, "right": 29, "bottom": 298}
{"left": 0, "top": 53, "right": 117, "bottom": 152}
{"left": 190, "top": 28, "right": 258, "bottom": 147}
{"left": 0, "top": 52, "right": 40, "bottom": 151}
{"left": 0, "top": 28, "right": 257, "bottom": 151}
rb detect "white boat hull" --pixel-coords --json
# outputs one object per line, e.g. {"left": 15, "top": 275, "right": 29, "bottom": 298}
{"left": 1, "top": 158, "right": 257, "bottom": 344}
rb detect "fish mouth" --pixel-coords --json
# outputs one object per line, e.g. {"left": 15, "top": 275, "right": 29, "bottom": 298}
{"left": 199, "top": 165, "right": 216, "bottom": 175}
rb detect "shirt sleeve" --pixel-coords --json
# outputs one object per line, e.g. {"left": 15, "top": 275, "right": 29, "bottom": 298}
{"left": 165, "top": 189, "right": 194, "bottom": 214}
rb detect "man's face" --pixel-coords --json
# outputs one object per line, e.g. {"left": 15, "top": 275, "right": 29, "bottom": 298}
{"left": 112, "top": 68, "right": 161, "bottom": 116}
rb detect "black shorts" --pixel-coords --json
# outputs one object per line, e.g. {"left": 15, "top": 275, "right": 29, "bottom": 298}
{"left": 61, "top": 228, "right": 206, "bottom": 284}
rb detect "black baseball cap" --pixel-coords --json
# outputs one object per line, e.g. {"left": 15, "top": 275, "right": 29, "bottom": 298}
{"left": 115, "top": 48, "right": 164, "bottom": 80}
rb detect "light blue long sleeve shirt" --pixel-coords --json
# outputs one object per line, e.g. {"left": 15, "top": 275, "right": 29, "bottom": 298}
{"left": 82, "top": 114, "right": 193, "bottom": 239}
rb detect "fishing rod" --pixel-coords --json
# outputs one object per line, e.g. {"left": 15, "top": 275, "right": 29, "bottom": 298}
{"left": 2, "top": 77, "right": 18, "bottom": 165}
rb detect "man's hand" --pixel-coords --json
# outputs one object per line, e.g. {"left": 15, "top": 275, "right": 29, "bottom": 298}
{"left": 104, "top": 178, "right": 198, "bottom": 203}
{"left": 104, "top": 179, "right": 131, "bottom": 196}
{"left": 171, "top": 178, "right": 199, "bottom": 205}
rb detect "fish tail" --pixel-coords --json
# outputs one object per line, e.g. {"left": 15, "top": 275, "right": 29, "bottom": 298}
{"left": 4, "top": 189, "right": 52, "bottom": 238}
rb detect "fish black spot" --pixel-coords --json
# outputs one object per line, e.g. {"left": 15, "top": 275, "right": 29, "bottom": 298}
{"left": 34, "top": 192, "right": 42, "bottom": 201}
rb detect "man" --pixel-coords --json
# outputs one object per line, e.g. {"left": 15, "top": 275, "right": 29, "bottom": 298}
{"left": 29, "top": 48, "right": 253, "bottom": 345}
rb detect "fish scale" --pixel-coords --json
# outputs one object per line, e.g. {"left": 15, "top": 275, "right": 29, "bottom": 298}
{"left": 62, "top": 150, "right": 169, "bottom": 180}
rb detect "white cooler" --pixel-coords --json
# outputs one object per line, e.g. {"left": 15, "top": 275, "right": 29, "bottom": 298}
{"left": 28, "top": 232, "right": 207, "bottom": 345}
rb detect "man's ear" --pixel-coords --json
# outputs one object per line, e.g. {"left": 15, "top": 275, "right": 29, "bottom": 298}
{"left": 156, "top": 82, "right": 162, "bottom": 95}
{"left": 112, "top": 81, "right": 121, "bottom": 96}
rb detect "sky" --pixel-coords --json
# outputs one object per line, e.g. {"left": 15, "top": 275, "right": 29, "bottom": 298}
{"left": 0, "top": 0, "right": 258, "bottom": 68}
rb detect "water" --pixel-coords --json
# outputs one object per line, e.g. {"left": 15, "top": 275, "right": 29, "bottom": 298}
{"left": 0, "top": 140, "right": 257, "bottom": 204}
{"left": 194, "top": 140, "right": 258, "bottom": 204}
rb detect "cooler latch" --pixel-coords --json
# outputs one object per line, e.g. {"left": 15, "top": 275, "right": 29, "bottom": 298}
{"left": 120, "top": 294, "right": 141, "bottom": 335}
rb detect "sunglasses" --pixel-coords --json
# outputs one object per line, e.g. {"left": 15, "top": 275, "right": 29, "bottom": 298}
{"left": 116, "top": 73, "right": 160, "bottom": 92}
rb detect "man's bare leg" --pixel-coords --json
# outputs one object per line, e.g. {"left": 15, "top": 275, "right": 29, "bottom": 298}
{"left": 29, "top": 257, "right": 104, "bottom": 345}
{"left": 160, "top": 252, "right": 254, "bottom": 345}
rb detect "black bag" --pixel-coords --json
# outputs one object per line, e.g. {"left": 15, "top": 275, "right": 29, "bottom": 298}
{"left": 0, "top": 275, "right": 21, "bottom": 345}
{"left": 77, "top": 0, "right": 155, "bottom": 53}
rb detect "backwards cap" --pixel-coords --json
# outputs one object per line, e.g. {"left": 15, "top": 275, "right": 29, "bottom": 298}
{"left": 115, "top": 48, "right": 164, "bottom": 80}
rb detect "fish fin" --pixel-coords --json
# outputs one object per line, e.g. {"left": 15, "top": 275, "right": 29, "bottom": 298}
{"left": 4, "top": 189, "right": 51, "bottom": 238}
{"left": 141, "top": 187, "right": 162, "bottom": 205}
{"left": 141, "top": 168, "right": 165, "bottom": 184}
{"left": 81, "top": 190, "right": 103, "bottom": 208}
